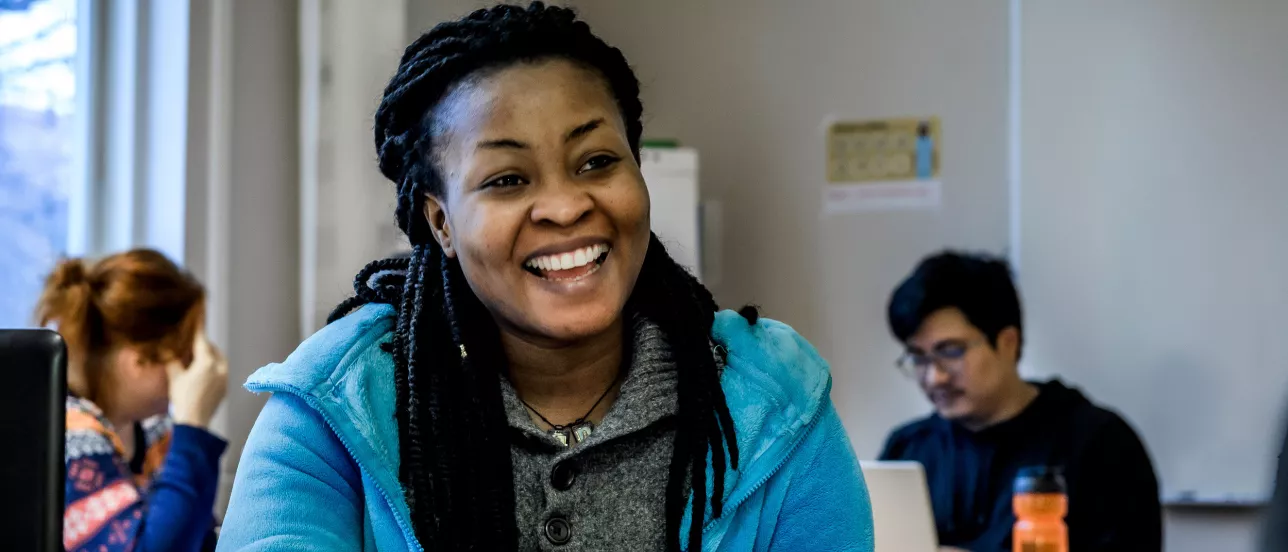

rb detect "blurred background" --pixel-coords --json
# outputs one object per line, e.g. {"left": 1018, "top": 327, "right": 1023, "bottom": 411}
{"left": 2, "top": 1, "right": 1284, "bottom": 550}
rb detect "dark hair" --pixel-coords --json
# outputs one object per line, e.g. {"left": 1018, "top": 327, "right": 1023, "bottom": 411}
{"left": 35, "top": 249, "right": 205, "bottom": 401}
{"left": 329, "top": 3, "right": 747, "bottom": 550}
{"left": 887, "top": 250, "right": 1023, "bottom": 356}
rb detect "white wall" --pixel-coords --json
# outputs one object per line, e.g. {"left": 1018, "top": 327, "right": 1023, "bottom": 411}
{"left": 300, "top": 0, "right": 408, "bottom": 336}
{"left": 221, "top": 0, "right": 301, "bottom": 507}
{"left": 1021, "top": 1, "right": 1288, "bottom": 550}
{"left": 185, "top": 0, "right": 301, "bottom": 513}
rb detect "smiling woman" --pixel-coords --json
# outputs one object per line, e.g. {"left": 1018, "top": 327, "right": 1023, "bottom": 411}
{"left": 217, "top": 3, "right": 874, "bottom": 552}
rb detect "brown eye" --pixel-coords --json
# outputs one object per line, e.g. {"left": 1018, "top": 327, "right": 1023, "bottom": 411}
{"left": 577, "top": 154, "right": 620, "bottom": 173}
{"left": 483, "top": 174, "right": 526, "bottom": 189}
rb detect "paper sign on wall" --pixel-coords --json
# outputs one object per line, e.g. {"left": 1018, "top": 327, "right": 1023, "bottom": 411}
{"left": 823, "top": 116, "right": 942, "bottom": 214}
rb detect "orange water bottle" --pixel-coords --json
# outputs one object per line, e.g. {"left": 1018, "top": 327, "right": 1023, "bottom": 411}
{"left": 1013, "top": 466, "right": 1068, "bottom": 552}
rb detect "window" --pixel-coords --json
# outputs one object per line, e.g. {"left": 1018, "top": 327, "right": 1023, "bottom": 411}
{"left": 0, "top": 0, "right": 79, "bottom": 328}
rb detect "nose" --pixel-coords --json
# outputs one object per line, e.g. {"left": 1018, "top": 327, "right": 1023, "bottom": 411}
{"left": 923, "top": 362, "right": 953, "bottom": 387}
{"left": 530, "top": 177, "right": 594, "bottom": 227}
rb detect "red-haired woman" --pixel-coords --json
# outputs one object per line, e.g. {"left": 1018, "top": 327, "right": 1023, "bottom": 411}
{"left": 36, "top": 249, "right": 228, "bottom": 552}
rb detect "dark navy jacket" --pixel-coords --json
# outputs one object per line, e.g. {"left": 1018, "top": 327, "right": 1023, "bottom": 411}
{"left": 880, "top": 380, "right": 1162, "bottom": 552}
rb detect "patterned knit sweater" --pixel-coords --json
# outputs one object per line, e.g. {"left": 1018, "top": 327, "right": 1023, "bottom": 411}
{"left": 64, "top": 396, "right": 227, "bottom": 552}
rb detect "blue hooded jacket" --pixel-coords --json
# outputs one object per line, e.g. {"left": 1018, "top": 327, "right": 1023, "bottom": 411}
{"left": 217, "top": 304, "right": 874, "bottom": 551}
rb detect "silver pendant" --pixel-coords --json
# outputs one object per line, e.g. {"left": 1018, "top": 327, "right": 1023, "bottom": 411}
{"left": 551, "top": 421, "right": 594, "bottom": 447}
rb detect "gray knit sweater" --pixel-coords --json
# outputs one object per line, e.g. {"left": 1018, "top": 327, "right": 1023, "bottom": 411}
{"left": 502, "top": 317, "right": 680, "bottom": 551}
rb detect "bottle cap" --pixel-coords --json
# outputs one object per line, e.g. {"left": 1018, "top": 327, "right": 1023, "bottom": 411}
{"left": 1014, "top": 465, "right": 1066, "bottom": 495}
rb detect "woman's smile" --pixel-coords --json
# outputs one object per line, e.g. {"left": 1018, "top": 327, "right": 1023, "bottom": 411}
{"left": 523, "top": 240, "right": 610, "bottom": 280}
{"left": 522, "top": 238, "right": 613, "bottom": 294}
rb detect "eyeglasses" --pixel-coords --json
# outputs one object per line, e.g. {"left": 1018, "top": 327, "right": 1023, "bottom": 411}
{"left": 895, "top": 338, "right": 984, "bottom": 379}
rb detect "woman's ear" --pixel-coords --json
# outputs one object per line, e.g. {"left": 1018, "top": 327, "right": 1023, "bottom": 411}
{"left": 423, "top": 194, "right": 455, "bottom": 257}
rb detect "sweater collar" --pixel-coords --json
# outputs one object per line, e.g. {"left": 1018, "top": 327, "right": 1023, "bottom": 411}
{"left": 501, "top": 314, "right": 678, "bottom": 451}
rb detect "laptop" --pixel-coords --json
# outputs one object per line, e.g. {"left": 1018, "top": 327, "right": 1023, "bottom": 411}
{"left": 0, "top": 329, "right": 67, "bottom": 552}
{"left": 861, "top": 460, "right": 940, "bottom": 552}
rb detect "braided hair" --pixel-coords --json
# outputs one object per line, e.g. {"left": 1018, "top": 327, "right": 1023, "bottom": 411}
{"left": 329, "top": 3, "right": 748, "bottom": 550}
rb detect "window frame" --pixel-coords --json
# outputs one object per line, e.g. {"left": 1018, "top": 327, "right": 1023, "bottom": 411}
{"left": 67, "top": 0, "right": 190, "bottom": 262}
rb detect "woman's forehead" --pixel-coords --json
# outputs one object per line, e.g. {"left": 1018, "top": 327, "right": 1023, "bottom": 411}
{"left": 433, "top": 59, "right": 623, "bottom": 147}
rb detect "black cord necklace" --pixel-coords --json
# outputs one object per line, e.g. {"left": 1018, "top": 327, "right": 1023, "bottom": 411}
{"left": 517, "top": 376, "right": 618, "bottom": 447}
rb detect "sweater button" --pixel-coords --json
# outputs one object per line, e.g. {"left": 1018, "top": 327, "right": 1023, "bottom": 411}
{"left": 551, "top": 461, "right": 577, "bottom": 491}
{"left": 545, "top": 516, "right": 572, "bottom": 545}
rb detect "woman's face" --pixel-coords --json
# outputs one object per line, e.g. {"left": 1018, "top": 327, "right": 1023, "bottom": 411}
{"left": 109, "top": 346, "right": 173, "bottom": 420}
{"left": 425, "top": 59, "right": 650, "bottom": 345}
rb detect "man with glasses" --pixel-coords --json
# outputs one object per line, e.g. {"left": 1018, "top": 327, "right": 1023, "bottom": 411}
{"left": 878, "top": 251, "right": 1161, "bottom": 552}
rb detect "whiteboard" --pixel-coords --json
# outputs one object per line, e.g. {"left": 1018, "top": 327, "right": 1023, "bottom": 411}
{"left": 1019, "top": 0, "right": 1288, "bottom": 501}
{"left": 640, "top": 147, "right": 701, "bottom": 278}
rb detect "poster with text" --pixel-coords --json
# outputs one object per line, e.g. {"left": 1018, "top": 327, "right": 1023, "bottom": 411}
{"left": 823, "top": 116, "right": 941, "bottom": 214}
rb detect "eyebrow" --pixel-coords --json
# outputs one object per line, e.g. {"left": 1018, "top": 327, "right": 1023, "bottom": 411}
{"left": 478, "top": 138, "right": 528, "bottom": 150}
{"left": 906, "top": 338, "right": 970, "bottom": 353}
{"left": 474, "top": 118, "right": 606, "bottom": 151}
{"left": 565, "top": 118, "right": 604, "bottom": 143}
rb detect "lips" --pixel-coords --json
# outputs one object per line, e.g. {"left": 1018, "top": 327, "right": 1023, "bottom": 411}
{"left": 523, "top": 242, "right": 611, "bottom": 281}
{"left": 930, "top": 389, "right": 963, "bottom": 406}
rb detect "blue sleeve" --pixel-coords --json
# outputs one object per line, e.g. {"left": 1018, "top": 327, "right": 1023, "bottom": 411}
{"left": 216, "top": 393, "right": 365, "bottom": 551}
{"left": 769, "top": 402, "right": 875, "bottom": 552}
{"left": 141, "top": 425, "right": 228, "bottom": 551}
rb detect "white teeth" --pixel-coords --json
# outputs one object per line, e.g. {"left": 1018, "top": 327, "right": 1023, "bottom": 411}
{"left": 524, "top": 243, "right": 609, "bottom": 274}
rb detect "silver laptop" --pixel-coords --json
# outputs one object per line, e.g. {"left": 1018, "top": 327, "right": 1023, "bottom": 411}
{"left": 861, "top": 461, "right": 939, "bottom": 552}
